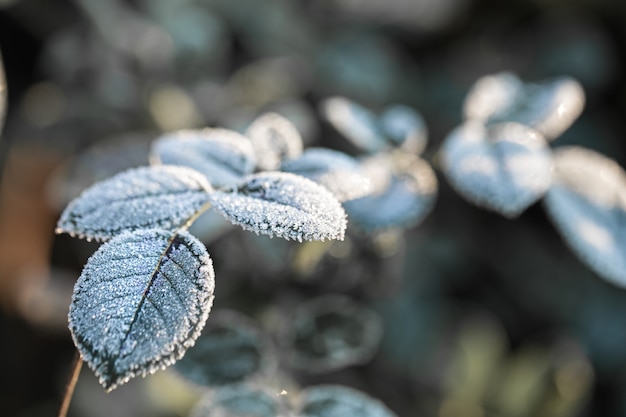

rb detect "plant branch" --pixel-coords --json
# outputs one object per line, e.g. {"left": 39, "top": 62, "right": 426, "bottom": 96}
{"left": 58, "top": 350, "right": 83, "bottom": 417}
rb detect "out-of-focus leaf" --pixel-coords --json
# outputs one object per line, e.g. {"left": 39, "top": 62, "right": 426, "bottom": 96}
{"left": 441, "top": 122, "right": 552, "bottom": 217}
{"left": 544, "top": 146, "right": 626, "bottom": 288}
{"left": 320, "top": 96, "right": 387, "bottom": 154}
{"left": 298, "top": 385, "right": 398, "bottom": 417}
{"left": 280, "top": 148, "right": 371, "bottom": 202}
{"left": 0, "top": 51, "right": 5, "bottom": 136}
{"left": 189, "top": 385, "right": 280, "bottom": 417}
{"left": 151, "top": 128, "right": 256, "bottom": 188}
{"left": 57, "top": 166, "right": 212, "bottom": 241}
{"left": 245, "top": 112, "right": 303, "bottom": 171}
{"left": 174, "top": 310, "right": 276, "bottom": 387}
{"left": 344, "top": 153, "right": 437, "bottom": 232}
{"left": 286, "top": 295, "right": 383, "bottom": 373}
{"left": 463, "top": 72, "right": 585, "bottom": 140}
{"left": 209, "top": 172, "right": 347, "bottom": 242}
{"left": 69, "top": 229, "right": 215, "bottom": 391}
{"left": 379, "top": 105, "right": 428, "bottom": 154}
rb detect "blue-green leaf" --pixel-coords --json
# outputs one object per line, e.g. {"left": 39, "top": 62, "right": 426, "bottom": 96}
{"left": 209, "top": 172, "right": 347, "bottom": 242}
{"left": 190, "top": 385, "right": 280, "bottom": 417}
{"left": 441, "top": 122, "right": 552, "bottom": 217}
{"left": 56, "top": 165, "right": 212, "bottom": 241}
{"left": 69, "top": 229, "right": 215, "bottom": 391}
{"left": 298, "top": 385, "right": 398, "bottom": 417}
{"left": 151, "top": 128, "right": 256, "bottom": 188}
{"left": 246, "top": 112, "right": 303, "bottom": 171}
{"left": 280, "top": 148, "right": 371, "bottom": 202}
{"left": 379, "top": 105, "right": 428, "bottom": 154}
{"left": 174, "top": 310, "right": 276, "bottom": 387}
{"left": 320, "top": 96, "right": 387, "bottom": 154}
{"left": 286, "top": 295, "right": 383, "bottom": 373}
{"left": 544, "top": 146, "right": 626, "bottom": 288}
{"left": 464, "top": 72, "right": 585, "bottom": 140}
{"left": 344, "top": 154, "right": 437, "bottom": 232}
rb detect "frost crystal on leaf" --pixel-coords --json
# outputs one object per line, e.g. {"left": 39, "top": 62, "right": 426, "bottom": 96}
{"left": 151, "top": 128, "right": 256, "bottom": 188}
{"left": 379, "top": 105, "right": 428, "bottom": 154}
{"left": 56, "top": 165, "right": 213, "bottom": 241}
{"left": 464, "top": 72, "right": 585, "bottom": 140}
{"left": 209, "top": 172, "right": 347, "bottom": 242}
{"left": 280, "top": 148, "right": 371, "bottom": 202}
{"left": 245, "top": 112, "right": 303, "bottom": 171}
{"left": 298, "top": 385, "right": 398, "bottom": 417}
{"left": 68, "top": 229, "right": 215, "bottom": 391}
{"left": 441, "top": 122, "right": 552, "bottom": 217}
{"left": 174, "top": 310, "right": 276, "bottom": 387}
{"left": 544, "top": 146, "right": 626, "bottom": 288}
{"left": 344, "top": 154, "right": 437, "bottom": 232}
{"left": 320, "top": 96, "right": 387, "bottom": 154}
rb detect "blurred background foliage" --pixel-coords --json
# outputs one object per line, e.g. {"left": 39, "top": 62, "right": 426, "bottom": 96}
{"left": 0, "top": 0, "right": 625, "bottom": 416}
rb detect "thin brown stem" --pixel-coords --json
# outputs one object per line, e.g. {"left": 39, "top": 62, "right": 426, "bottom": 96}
{"left": 58, "top": 350, "right": 83, "bottom": 417}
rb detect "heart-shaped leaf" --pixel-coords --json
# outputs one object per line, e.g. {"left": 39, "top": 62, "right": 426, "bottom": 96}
{"left": 464, "top": 72, "right": 585, "bottom": 140}
{"left": 174, "top": 310, "right": 276, "bottom": 387}
{"left": 209, "top": 172, "right": 347, "bottom": 242}
{"left": 280, "top": 148, "right": 371, "bottom": 202}
{"left": 56, "top": 165, "right": 213, "bottom": 241}
{"left": 69, "top": 229, "right": 215, "bottom": 391}
{"left": 320, "top": 96, "right": 387, "bottom": 154}
{"left": 344, "top": 153, "right": 437, "bottom": 232}
{"left": 286, "top": 295, "right": 383, "bottom": 373}
{"left": 544, "top": 146, "right": 626, "bottom": 288}
{"left": 298, "top": 385, "right": 398, "bottom": 417}
{"left": 379, "top": 105, "right": 428, "bottom": 154}
{"left": 151, "top": 128, "right": 256, "bottom": 188}
{"left": 441, "top": 122, "right": 552, "bottom": 217}
{"left": 246, "top": 112, "right": 303, "bottom": 171}
{"left": 190, "top": 385, "right": 281, "bottom": 417}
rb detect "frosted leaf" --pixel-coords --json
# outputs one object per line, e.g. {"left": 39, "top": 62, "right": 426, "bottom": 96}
{"left": 379, "top": 105, "right": 428, "bottom": 154}
{"left": 344, "top": 154, "right": 437, "bottom": 232}
{"left": 190, "top": 385, "right": 280, "bottom": 417}
{"left": 441, "top": 122, "right": 552, "bottom": 217}
{"left": 57, "top": 165, "right": 213, "bottom": 241}
{"left": 464, "top": 72, "right": 585, "bottom": 140}
{"left": 544, "top": 146, "right": 626, "bottom": 288}
{"left": 298, "top": 385, "right": 398, "bottom": 417}
{"left": 68, "top": 229, "right": 215, "bottom": 391}
{"left": 245, "top": 112, "right": 303, "bottom": 171}
{"left": 209, "top": 172, "right": 347, "bottom": 242}
{"left": 151, "top": 128, "right": 256, "bottom": 188}
{"left": 320, "top": 96, "right": 387, "bottom": 154}
{"left": 174, "top": 310, "right": 276, "bottom": 387}
{"left": 280, "top": 148, "right": 371, "bottom": 202}
{"left": 286, "top": 295, "right": 383, "bottom": 373}
{"left": 0, "top": 51, "right": 5, "bottom": 136}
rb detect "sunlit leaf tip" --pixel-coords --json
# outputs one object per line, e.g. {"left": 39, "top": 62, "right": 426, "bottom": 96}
{"left": 56, "top": 165, "right": 213, "bottom": 241}
{"left": 150, "top": 128, "right": 256, "bottom": 188}
{"left": 440, "top": 122, "right": 552, "bottom": 218}
{"left": 68, "top": 229, "right": 215, "bottom": 391}
{"left": 298, "top": 385, "right": 398, "bottom": 417}
{"left": 280, "top": 148, "right": 372, "bottom": 202}
{"left": 544, "top": 146, "right": 626, "bottom": 288}
{"left": 208, "top": 171, "right": 347, "bottom": 242}
{"left": 245, "top": 112, "right": 303, "bottom": 171}
{"left": 320, "top": 96, "right": 387, "bottom": 154}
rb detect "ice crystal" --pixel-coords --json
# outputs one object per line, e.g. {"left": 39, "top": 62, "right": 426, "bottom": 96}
{"left": 298, "top": 385, "right": 398, "bottom": 417}
{"left": 68, "top": 229, "right": 215, "bottom": 391}
{"left": 174, "top": 310, "right": 276, "bottom": 387}
{"left": 464, "top": 72, "right": 585, "bottom": 140}
{"left": 441, "top": 122, "right": 552, "bottom": 217}
{"left": 151, "top": 128, "right": 256, "bottom": 188}
{"left": 245, "top": 112, "right": 303, "bottom": 171}
{"left": 190, "top": 385, "right": 279, "bottom": 417}
{"left": 209, "top": 172, "right": 347, "bottom": 242}
{"left": 280, "top": 148, "right": 371, "bottom": 202}
{"left": 320, "top": 96, "right": 387, "bottom": 154}
{"left": 544, "top": 146, "right": 626, "bottom": 288}
{"left": 379, "top": 105, "right": 428, "bottom": 154}
{"left": 56, "top": 165, "right": 213, "bottom": 241}
{"left": 344, "top": 154, "right": 437, "bottom": 232}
